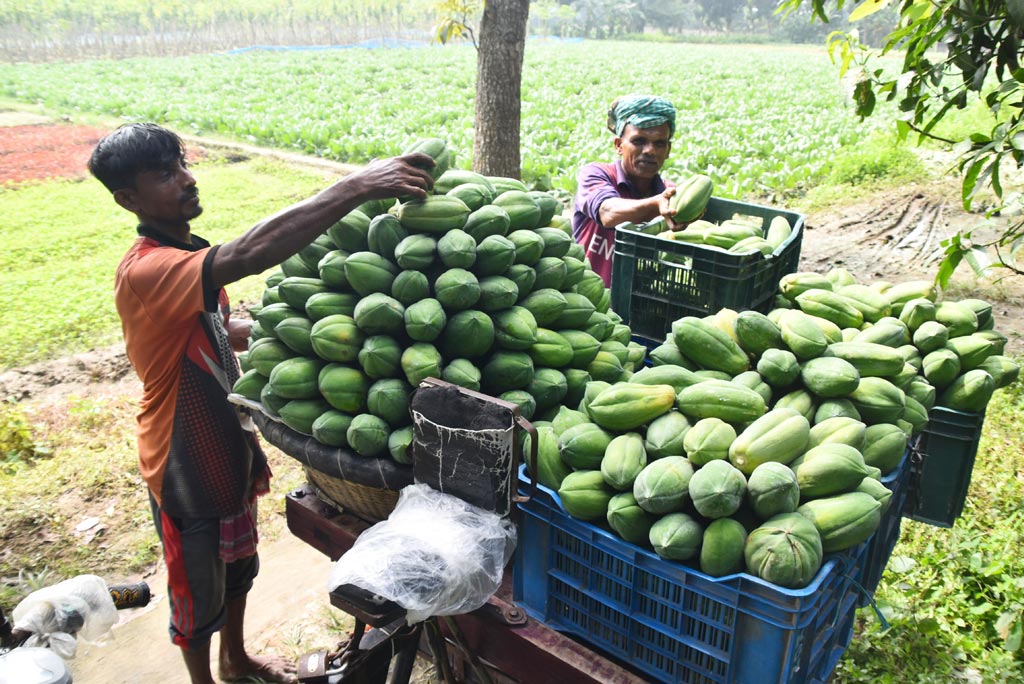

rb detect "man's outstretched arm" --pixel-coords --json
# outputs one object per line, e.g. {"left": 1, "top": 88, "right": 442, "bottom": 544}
{"left": 210, "top": 154, "right": 434, "bottom": 290}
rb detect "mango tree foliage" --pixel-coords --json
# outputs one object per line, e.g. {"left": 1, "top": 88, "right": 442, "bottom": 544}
{"left": 434, "top": 0, "right": 482, "bottom": 45}
{"left": 779, "top": 0, "right": 1024, "bottom": 283}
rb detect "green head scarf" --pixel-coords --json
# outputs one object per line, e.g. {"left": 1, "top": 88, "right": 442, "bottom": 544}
{"left": 606, "top": 95, "right": 676, "bottom": 137}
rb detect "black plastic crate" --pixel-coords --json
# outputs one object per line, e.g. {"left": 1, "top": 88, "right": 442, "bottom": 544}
{"left": 857, "top": 450, "right": 912, "bottom": 604}
{"left": 611, "top": 197, "right": 805, "bottom": 343}
{"left": 907, "top": 406, "right": 986, "bottom": 527}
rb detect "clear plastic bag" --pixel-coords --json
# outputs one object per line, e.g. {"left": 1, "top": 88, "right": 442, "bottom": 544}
{"left": 328, "top": 483, "right": 517, "bottom": 624}
{"left": 11, "top": 575, "right": 118, "bottom": 659}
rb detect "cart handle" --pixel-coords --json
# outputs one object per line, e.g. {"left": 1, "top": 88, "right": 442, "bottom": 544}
{"left": 512, "top": 414, "right": 537, "bottom": 506}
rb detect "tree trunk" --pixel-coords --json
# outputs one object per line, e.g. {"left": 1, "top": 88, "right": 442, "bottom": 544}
{"left": 472, "top": 0, "right": 530, "bottom": 179}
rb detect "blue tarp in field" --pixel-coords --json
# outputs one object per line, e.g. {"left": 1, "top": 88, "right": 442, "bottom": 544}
{"left": 223, "top": 35, "right": 582, "bottom": 54}
{"left": 225, "top": 38, "right": 432, "bottom": 53}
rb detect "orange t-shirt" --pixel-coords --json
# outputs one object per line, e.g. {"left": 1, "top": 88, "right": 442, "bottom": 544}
{"left": 115, "top": 229, "right": 267, "bottom": 518}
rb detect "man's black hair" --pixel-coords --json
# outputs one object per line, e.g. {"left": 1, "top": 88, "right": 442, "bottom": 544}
{"left": 88, "top": 123, "right": 186, "bottom": 193}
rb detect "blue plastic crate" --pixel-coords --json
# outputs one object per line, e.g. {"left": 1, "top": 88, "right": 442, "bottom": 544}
{"left": 856, "top": 450, "right": 912, "bottom": 605}
{"left": 513, "top": 469, "right": 866, "bottom": 684}
{"left": 908, "top": 406, "right": 985, "bottom": 527}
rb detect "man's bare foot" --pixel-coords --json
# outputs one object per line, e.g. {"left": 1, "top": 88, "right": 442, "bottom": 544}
{"left": 219, "top": 653, "right": 297, "bottom": 683}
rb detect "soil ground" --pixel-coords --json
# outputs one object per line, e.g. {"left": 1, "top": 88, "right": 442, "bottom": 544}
{"left": 2, "top": 114, "right": 1022, "bottom": 683}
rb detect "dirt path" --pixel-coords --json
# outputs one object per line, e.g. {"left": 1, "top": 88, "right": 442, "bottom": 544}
{"left": 71, "top": 534, "right": 335, "bottom": 684}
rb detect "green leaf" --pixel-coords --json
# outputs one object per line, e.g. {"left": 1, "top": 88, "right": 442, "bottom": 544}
{"left": 963, "top": 246, "right": 993, "bottom": 279}
{"left": 996, "top": 610, "right": 1023, "bottom": 651}
{"left": 854, "top": 79, "right": 876, "bottom": 118}
{"left": 918, "top": 617, "right": 941, "bottom": 634}
{"left": 963, "top": 158, "right": 984, "bottom": 210}
{"left": 905, "top": 0, "right": 934, "bottom": 22}
{"left": 953, "top": 139, "right": 973, "bottom": 156}
{"left": 1007, "top": 620, "right": 1023, "bottom": 652}
{"left": 1010, "top": 235, "right": 1024, "bottom": 260}
{"left": 922, "top": 96, "right": 960, "bottom": 137}
{"left": 993, "top": 122, "right": 1009, "bottom": 144}
{"left": 826, "top": 31, "right": 855, "bottom": 72}
{"left": 896, "top": 119, "right": 912, "bottom": 141}
{"left": 850, "top": 0, "right": 891, "bottom": 22}
{"left": 889, "top": 555, "right": 917, "bottom": 573}
{"left": 982, "top": 560, "right": 1007, "bottom": 577}
{"left": 936, "top": 250, "right": 964, "bottom": 289}
{"left": 997, "top": 79, "right": 1020, "bottom": 95}
{"left": 969, "top": 602, "right": 995, "bottom": 616}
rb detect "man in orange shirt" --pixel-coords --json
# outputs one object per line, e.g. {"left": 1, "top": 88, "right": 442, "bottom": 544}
{"left": 88, "top": 123, "right": 434, "bottom": 684}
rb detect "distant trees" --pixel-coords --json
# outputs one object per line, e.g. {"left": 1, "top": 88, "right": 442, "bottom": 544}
{"left": 530, "top": 0, "right": 699, "bottom": 38}
{"left": 519, "top": 0, "right": 895, "bottom": 44}
{"left": 0, "top": 0, "right": 905, "bottom": 64}
{"left": 0, "top": 0, "right": 439, "bottom": 61}
{"left": 640, "top": 1, "right": 700, "bottom": 35}
{"left": 695, "top": 0, "right": 745, "bottom": 31}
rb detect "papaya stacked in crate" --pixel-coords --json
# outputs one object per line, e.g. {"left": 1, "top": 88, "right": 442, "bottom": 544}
{"left": 638, "top": 172, "right": 799, "bottom": 257}
{"left": 774, "top": 268, "right": 1020, "bottom": 527}
{"left": 232, "top": 137, "right": 647, "bottom": 465}
{"left": 611, "top": 177, "right": 806, "bottom": 342}
{"left": 773, "top": 269, "right": 1018, "bottom": 413}
{"left": 528, "top": 268, "right": 1018, "bottom": 590}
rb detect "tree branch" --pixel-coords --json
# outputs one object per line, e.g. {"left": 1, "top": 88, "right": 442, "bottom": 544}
{"left": 992, "top": 242, "right": 1024, "bottom": 277}
{"left": 902, "top": 119, "right": 959, "bottom": 146}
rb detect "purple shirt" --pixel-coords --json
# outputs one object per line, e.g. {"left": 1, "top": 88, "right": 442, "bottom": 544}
{"left": 572, "top": 160, "right": 668, "bottom": 285}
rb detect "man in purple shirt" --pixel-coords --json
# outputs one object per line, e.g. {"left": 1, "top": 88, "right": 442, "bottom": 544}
{"left": 572, "top": 95, "right": 678, "bottom": 285}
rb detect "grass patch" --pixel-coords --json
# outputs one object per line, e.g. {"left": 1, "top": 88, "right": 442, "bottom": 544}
{"left": 825, "top": 132, "right": 927, "bottom": 187}
{"left": 0, "top": 154, "right": 339, "bottom": 371}
{"left": 793, "top": 131, "right": 935, "bottom": 212}
{"left": 834, "top": 372, "right": 1024, "bottom": 683}
{"left": 0, "top": 384, "right": 307, "bottom": 608}
{"left": 0, "top": 389, "right": 149, "bottom": 606}
{"left": 0, "top": 398, "right": 52, "bottom": 471}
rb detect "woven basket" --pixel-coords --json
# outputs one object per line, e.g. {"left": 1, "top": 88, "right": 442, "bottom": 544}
{"left": 304, "top": 466, "right": 400, "bottom": 522}
{"left": 249, "top": 410, "right": 412, "bottom": 523}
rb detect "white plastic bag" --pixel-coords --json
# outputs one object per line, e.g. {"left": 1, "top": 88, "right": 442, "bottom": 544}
{"left": 11, "top": 575, "right": 117, "bottom": 659}
{"left": 0, "top": 647, "right": 72, "bottom": 684}
{"left": 328, "top": 483, "right": 516, "bottom": 624}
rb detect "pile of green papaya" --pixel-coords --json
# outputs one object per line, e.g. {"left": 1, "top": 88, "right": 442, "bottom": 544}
{"left": 232, "top": 138, "right": 649, "bottom": 465}
{"left": 527, "top": 268, "right": 1019, "bottom": 590}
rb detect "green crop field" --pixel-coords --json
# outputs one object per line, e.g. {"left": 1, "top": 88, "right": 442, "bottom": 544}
{"left": 0, "top": 159, "right": 331, "bottom": 370}
{"left": 0, "top": 41, "right": 896, "bottom": 196}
